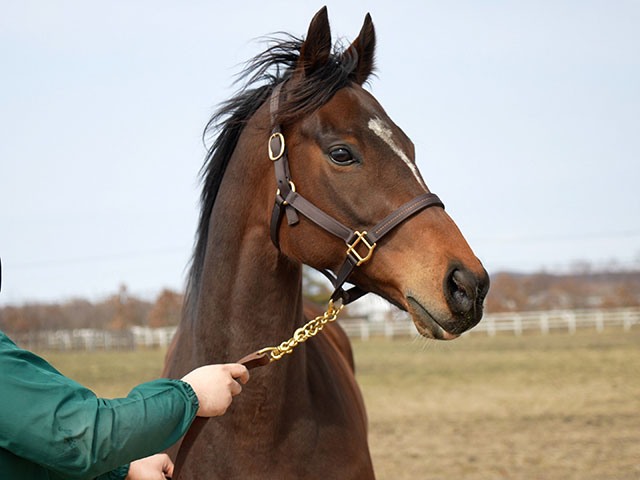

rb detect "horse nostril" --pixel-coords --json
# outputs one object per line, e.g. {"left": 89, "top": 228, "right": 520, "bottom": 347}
{"left": 442, "top": 265, "right": 490, "bottom": 334}
{"left": 452, "top": 270, "right": 470, "bottom": 296}
{"left": 446, "top": 268, "right": 476, "bottom": 315}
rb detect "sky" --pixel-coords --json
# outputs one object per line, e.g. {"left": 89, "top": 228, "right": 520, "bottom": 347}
{"left": 1, "top": 1, "right": 639, "bottom": 304}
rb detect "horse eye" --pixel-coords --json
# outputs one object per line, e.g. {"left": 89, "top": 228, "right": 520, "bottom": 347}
{"left": 329, "top": 147, "right": 355, "bottom": 165}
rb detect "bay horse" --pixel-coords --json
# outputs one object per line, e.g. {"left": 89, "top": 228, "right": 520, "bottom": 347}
{"left": 163, "top": 7, "right": 489, "bottom": 479}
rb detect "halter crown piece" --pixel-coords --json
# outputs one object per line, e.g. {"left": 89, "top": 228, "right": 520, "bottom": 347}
{"left": 267, "top": 82, "right": 445, "bottom": 305}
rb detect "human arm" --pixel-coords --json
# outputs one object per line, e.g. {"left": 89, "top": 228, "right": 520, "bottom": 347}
{"left": 0, "top": 331, "right": 198, "bottom": 480}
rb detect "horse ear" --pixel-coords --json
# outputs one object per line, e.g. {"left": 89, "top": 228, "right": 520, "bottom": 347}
{"left": 345, "top": 13, "right": 376, "bottom": 85}
{"left": 296, "top": 6, "right": 332, "bottom": 77}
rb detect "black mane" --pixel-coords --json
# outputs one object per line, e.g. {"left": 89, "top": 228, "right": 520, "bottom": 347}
{"left": 184, "top": 35, "right": 360, "bottom": 317}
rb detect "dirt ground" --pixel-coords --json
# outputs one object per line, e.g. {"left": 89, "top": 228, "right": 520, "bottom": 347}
{"left": 41, "top": 329, "right": 640, "bottom": 479}
{"left": 355, "top": 330, "right": 640, "bottom": 480}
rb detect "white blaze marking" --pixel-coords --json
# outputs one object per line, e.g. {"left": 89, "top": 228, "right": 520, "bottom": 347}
{"left": 368, "top": 116, "right": 427, "bottom": 189}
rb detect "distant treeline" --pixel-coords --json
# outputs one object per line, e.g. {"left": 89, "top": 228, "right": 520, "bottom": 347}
{"left": 486, "top": 270, "right": 640, "bottom": 312}
{"left": 1, "top": 270, "right": 639, "bottom": 333}
{"left": 0, "top": 286, "right": 182, "bottom": 333}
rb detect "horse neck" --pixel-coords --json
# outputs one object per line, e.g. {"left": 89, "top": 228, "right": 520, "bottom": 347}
{"left": 189, "top": 113, "right": 304, "bottom": 365}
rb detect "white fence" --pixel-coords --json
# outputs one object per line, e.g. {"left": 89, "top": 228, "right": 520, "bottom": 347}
{"left": 340, "top": 307, "right": 640, "bottom": 341}
{"left": 7, "top": 307, "right": 640, "bottom": 351}
{"left": 10, "top": 326, "right": 177, "bottom": 352}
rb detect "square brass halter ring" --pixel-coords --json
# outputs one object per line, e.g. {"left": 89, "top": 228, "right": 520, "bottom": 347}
{"left": 346, "top": 231, "right": 377, "bottom": 266}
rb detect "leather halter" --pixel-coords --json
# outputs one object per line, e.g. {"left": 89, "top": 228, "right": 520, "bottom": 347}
{"left": 267, "top": 82, "right": 445, "bottom": 305}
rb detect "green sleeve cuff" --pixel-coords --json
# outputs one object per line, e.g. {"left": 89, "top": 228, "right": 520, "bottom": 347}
{"left": 175, "top": 379, "right": 200, "bottom": 414}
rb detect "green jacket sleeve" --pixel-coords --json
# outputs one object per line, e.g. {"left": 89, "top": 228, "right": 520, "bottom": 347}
{"left": 0, "top": 331, "right": 199, "bottom": 480}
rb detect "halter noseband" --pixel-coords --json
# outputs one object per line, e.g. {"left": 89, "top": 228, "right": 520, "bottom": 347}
{"left": 267, "top": 83, "right": 445, "bottom": 305}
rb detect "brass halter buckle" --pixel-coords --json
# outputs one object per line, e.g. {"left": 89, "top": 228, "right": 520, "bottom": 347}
{"left": 268, "top": 132, "right": 286, "bottom": 161}
{"left": 346, "top": 231, "right": 377, "bottom": 266}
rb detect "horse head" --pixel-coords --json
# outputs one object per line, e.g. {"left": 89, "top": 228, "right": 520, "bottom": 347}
{"left": 274, "top": 8, "right": 490, "bottom": 340}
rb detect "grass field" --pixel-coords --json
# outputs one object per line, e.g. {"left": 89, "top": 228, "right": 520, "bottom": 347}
{"left": 40, "top": 329, "right": 640, "bottom": 479}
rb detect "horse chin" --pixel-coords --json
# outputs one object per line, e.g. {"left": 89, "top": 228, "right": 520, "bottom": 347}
{"left": 406, "top": 296, "right": 459, "bottom": 341}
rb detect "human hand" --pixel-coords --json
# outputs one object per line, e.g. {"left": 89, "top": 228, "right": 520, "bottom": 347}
{"left": 181, "top": 363, "right": 250, "bottom": 417}
{"left": 125, "top": 453, "right": 173, "bottom": 480}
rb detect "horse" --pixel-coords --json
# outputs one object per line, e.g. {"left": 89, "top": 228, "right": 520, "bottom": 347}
{"left": 162, "top": 7, "right": 489, "bottom": 479}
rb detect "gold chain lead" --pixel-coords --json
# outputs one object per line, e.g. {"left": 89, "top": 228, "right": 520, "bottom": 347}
{"left": 258, "top": 300, "right": 344, "bottom": 361}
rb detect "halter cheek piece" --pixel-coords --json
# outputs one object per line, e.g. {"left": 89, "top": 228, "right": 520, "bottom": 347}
{"left": 267, "top": 83, "right": 445, "bottom": 305}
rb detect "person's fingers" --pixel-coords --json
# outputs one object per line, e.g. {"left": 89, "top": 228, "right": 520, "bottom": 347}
{"left": 228, "top": 363, "right": 250, "bottom": 384}
{"left": 230, "top": 378, "right": 242, "bottom": 396}
{"left": 162, "top": 454, "right": 174, "bottom": 476}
